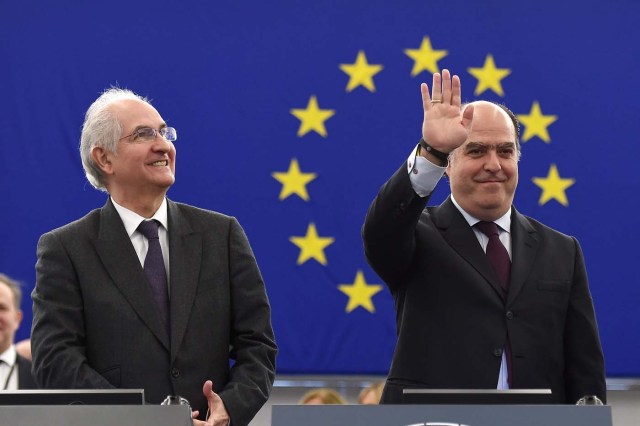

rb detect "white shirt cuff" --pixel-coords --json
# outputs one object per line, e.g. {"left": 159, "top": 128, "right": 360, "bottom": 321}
{"left": 406, "top": 144, "right": 446, "bottom": 197}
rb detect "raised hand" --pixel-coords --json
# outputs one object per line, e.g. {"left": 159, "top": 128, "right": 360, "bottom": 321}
{"left": 421, "top": 69, "right": 474, "bottom": 155}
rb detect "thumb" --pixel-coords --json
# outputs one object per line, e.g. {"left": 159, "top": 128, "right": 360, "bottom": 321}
{"left": 203, "top": 380, "right": 214, "bottom": 397}
{"left": 462, "top": 104, "right": 474, "bottom": 129}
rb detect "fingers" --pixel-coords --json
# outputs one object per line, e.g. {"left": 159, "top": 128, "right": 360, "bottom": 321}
{"left": 423, "top": 69, "right": 461, "bottom": 110}
{"left": 192, "top": 410, "right": 200, "bottom": 419}
{"left": 431, "top": 72, "right": 442, "bottom": 102}
{"left": 441, "top": 69, "right": 451, "bottom": 103}
{"left": 421, "top": 83, "right": 431, "bottom": 111}
{"left": 451, "top": 75, "right": 461, "bottom": 107}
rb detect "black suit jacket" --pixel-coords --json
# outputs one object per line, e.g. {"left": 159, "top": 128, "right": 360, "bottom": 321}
{"left": 31, "top": 199, "right": 277, "bottom": 425}
{"left": 16, "top": 354, "right": 37, "bottom": 389}
{"left": 362, "top": 163, "right": 606, "bottom": 404}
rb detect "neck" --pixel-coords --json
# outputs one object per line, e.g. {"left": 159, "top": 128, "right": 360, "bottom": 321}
{"left": 0, "top": 342, "right": 12, "bottom": 355}
{"left": 109, "top": 192, "right": 166, "bottom": 218}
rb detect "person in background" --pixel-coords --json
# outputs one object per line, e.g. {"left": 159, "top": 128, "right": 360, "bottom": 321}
{"left": 0, "top": 273, "right": 36, "bottom": 390}
{"left": 362, "top": 69, "right": 606, "bottom": 404}
{"left": 358, "top": 380, "right": 385, "bottom": 404}
{"left": 15, "top": 338, "right": 31, "bottom": 361}
{"left": 31, "top": 88, "right": 277, "bottom": 426}
{"left": 299, "top": 388, "right": 347, "bottom": 405}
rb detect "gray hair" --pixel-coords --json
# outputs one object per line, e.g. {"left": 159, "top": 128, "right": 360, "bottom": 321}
{"left": 80, "top": 87, "right": 151, "bottom": 191}
{"left": 0, "top": 273, "right": 22, "bottom": 310}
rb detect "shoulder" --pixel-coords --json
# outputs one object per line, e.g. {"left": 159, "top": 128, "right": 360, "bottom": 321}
{"left": 168, "top": 200, "right": 240, "bottom": 230}
{"left": 40, "top": 207, "right": 103, "bottom": 241}
{"left": 516, "top": 210, "right": 579, "bottom": 245}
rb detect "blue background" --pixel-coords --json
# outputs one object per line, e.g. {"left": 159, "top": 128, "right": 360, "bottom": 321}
{"left": 1, "top": 0, "right": 638, "bottom": 376}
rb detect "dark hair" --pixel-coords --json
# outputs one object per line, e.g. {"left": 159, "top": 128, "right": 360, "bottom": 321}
{"left": 492, "top": 102, "right": 521, "bottom": 152}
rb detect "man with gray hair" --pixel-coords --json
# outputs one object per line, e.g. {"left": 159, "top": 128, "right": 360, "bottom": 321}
{"left": 31, "top": 88, "right": 277, "bottom": 426}
{"left": 0, "top": 273, "right": 36, "bottom": 390}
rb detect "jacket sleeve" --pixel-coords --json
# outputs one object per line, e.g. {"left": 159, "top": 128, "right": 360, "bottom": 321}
{"left": 217, "top": 218, "right": 277, "bottom": 426}
{"left": 563, "top": 237, "right": 607, "bottom": 403}
{"left": 362, "top": 162, "right": 431, "bottom": 289}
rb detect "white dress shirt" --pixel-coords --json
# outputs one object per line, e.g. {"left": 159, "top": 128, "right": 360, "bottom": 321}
{"left": 0, "top": 345, "right": 19, "bottom": 390}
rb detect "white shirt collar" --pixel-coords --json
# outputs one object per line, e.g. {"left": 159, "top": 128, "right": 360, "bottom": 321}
{"left": 111, "top": 197, "right": 169, "bottom": 236}
{"left": 450, "top": 194, "right": 512, "bottom": 233}
{"left": 0, "top": 345, "right": 17, "bottom": 366}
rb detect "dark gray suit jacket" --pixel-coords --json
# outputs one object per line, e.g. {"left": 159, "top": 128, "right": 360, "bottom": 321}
{"left": 362, "top": 163, "right": 606, "bottom": 404}
{"left": 32, "top": 198, "right": 277, "bottom": 425}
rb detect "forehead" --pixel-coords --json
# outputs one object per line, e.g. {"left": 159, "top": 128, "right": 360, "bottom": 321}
{"left": 463, "top": 102, "right": 514, "bottom": 143}
{"left": 0, "top": 281, "right": 14, "bottom": 304}
{"left": 110, "top": 99, "right": 164, "bottom": 131}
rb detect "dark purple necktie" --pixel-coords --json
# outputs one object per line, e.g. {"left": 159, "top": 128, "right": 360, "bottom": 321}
{"left": 475, "top": 220, "right": 513, "bottom": 386}
{"left": 137, "top": 220, "right": 170, "bottom": 336}
{"left": 475, "top": 221, "right": 511, "bottom": 291}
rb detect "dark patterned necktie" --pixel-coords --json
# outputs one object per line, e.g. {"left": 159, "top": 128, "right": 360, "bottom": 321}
{"left": 475, "top": 221, "right": 511, "bottom": 290}
{"left": 137, "top": 220, "right": 170, "bottom": 335}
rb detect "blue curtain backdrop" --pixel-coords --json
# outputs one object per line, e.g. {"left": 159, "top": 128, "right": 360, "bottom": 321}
{"left": 1, "top": 0, "right": 638, "bottom": 376}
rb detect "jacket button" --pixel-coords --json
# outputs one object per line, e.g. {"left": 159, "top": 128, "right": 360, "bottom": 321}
{"left": 171, "top": 367, "right": 180, "bottom": 378}
{"left": 506, "top": 311, "right": 514, "bottom": 320}
{"left": 493, "top": 348, "right": 503, "bottom": 357}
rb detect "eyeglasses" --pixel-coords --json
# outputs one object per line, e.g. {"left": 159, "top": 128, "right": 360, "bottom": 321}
{"left": 119, "top": 127, "right": 178, "bottom": 143}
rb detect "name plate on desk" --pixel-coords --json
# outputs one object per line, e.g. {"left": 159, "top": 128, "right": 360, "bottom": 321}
{"left": 272, "top": 404, "right": 612, "bottom": 426}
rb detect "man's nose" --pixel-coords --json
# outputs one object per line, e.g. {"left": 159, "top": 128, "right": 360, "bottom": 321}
{"left": 484, "top": 150, "right": 501, "bottom": 171}
{"left": 152, "top": 135, "right": 173, "bottom": 152}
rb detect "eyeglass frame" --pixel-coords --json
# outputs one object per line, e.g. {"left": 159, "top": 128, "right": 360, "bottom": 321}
{"left": 119, "top": 126, "right": 178, "bottom": 143}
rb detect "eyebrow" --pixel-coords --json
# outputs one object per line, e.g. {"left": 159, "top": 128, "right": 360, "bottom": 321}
{"left": 132, "top": 123, "right": 168, "bottom": 132}
{"left": 464, "top": 141, "right": 516, "bottom": 150}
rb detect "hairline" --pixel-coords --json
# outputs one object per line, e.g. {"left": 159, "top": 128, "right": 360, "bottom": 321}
{"left": 80, "top": 87, "right": 152, "bottom": 192}
{"left": 0, "top": 273, "right": 22, "bottom": 310}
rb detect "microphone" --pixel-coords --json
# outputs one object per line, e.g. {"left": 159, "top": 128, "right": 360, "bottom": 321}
{"left": 576, "top": 395, "right": 604, "bottom": 405}
{"left": 161, "top": 395, "right": 193, "bottom": 421}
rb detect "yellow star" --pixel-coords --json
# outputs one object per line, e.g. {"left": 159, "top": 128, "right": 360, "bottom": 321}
{"left": 338, "top": 270, "right": 383, "bottom": 314}
{"left": 532, "top": 164, "right": 575, "bottom": 206}
{"left": 517, "top": 101, "right": 558, "bottom": 143}
{"left": 271, "top": 158, "right": 317, "bottom": 201}
{"left": 467, "top": 54, "right": 511, "bottom": 96}
{"left": 339, "top": 50, "right": 383, "bottom": 93}
{"left": 404, "top": 36, "right": 448, "bottom": 76}
{"left": 289, "top": 223, "right": 335, "bottom": 266}
{"left": 290, "top": 95, "right": 336, "bottom": 137}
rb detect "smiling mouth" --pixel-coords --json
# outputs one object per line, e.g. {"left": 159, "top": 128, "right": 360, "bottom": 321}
{"left": 150, "top": 160, "right": 168, "bottom": 166}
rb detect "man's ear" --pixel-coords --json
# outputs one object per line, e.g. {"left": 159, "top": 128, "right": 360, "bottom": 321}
{"left": 91, "top": 147, "right": 114, "bottom": 175}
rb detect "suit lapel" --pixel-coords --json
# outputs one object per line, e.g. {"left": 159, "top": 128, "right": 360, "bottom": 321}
{"left": 432, "top": 197, "right": 506, "bottom": 301}
{"left": 507, "top": 208, "right": 539, "bottom": 306}
{"left": 167, "top": 200, "right": 202, "bottom": 362}
{"left": 93, "top": 199, "right": 170, "bottom": 350}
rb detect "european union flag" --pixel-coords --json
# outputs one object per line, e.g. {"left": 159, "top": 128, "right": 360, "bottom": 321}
{"left": 1, "top": 0, "right": 639, "bottom": 377}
